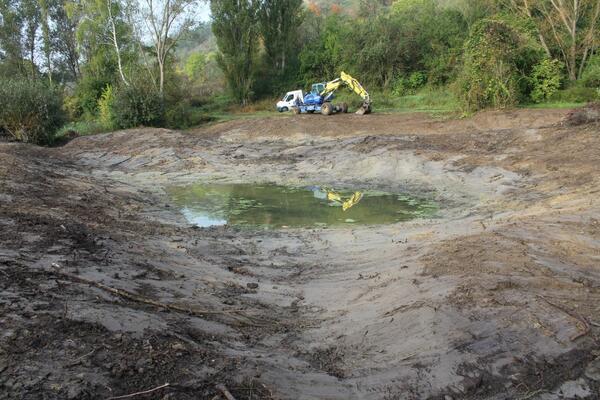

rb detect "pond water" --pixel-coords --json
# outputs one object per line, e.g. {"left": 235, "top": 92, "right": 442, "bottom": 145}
{"left": 167, "top": 183, "right": 437, "bottom": 228}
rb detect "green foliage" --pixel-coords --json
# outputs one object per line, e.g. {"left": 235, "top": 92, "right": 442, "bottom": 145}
{"left": 549, "top": 86, "right": 599, "bottom": 103}
{"left": 56, "top": 120, "right": 108, "bottom": 137}
{"left": 211, "top": 0, "right": 260, "bottom": 105}
{"left": 0, "top": 78, "right": 65, "bottom": 144}
{"left": 97, "top": 84, "right": 115, "bottom": 128}
{"left": 299, "top": 14, "right": 351, "bottom": 84}
{"left": 530, "top": 59, "right": 563, "bottom": 103}
{"left": 184, "top": 52, "right": 207, "bottom": 82}
{"left": 581, "top": 54, "right": 600, "bottom": 88}
{"left": 71, "top": 51, "right": 118, "bottom": 117}
{"left": 108, "top": 83, "right": 164, "bottom": 129}
{"left": 392, "top": 72, "right": 427, "bottom": 96}
{"left": 298, "top": 0, "right": 468, "bottom": 90}
{"left": 258, "top": 0, "right": 304, "bottom": 76}
{"left": 457, "top": 19, "right": 542, "bottom": 112}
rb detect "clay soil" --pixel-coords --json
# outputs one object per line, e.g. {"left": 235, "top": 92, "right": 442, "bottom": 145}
{"left": 1, "top": 108, "right": 599, "bottom": 400}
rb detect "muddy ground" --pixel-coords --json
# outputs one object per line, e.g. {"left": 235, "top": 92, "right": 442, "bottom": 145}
{"left": 1, "top": 108, "right": 600, "bottom": 399}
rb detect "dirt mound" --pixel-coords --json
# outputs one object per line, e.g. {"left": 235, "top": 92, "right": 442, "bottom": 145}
{"left": 564, "top": 103, "right": 600, "bottom": 126}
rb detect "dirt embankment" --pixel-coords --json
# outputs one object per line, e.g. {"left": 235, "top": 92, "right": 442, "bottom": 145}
{"left": 1, "top": 109, "right": 599, "bottom": 400}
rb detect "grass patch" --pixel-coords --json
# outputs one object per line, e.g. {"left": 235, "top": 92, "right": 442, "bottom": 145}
{"left": 56, "top": 120, "right": 109, "bottom": 137}
{"left": 329, "top": 86, "right": 461, "bottom": 116}
{"left": 521, "top": 101, "right": 587, "bottom": 109}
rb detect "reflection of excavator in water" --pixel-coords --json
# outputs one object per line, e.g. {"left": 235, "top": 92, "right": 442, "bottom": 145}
{"left": 292, "top": 71, "right": 371, "bottom": 116}
{"left": 327, "top": 190, "right": 364, "bottom": 211}
{"left": 309, "top": 186, "right": 364, "bottom": 211}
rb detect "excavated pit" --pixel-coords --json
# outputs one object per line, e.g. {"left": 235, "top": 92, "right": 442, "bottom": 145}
{"left": 1, "top": 110, "right": 599, "bottom": 399}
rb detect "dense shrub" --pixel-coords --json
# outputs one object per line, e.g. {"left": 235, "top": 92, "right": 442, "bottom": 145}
{"left": 73, "top": 74, "right": 112, "bottom": 118}
{"left": 165, "top": 101, "right": 194, "bottom": 129}
{"left": 0, "top": 79, "right": 65, "bottom": 145}
{"left": 109, "top": 83, "right": 164, "bottom": 129}
{"left": 530, "top": 59, "right": 563, "bottom": 103}
{"left": 549, "top": 86, "right": 599, "bottom": 103}
{"left": 581, "top": 54, "right": 600, "bottom": 89}
{"left": 456, "top": 19, "right": 542, "bottom": 111}
{"left": 392, "top": 72, "right": 428, "bottom": 96}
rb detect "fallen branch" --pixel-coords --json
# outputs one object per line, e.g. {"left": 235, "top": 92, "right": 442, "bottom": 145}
{"left": 110, "top": 156, "right": 133, "bottom": 168}
{"left": 537, "top": 295, "right": 591, "bottom": 341}
{"left": 66, "top": 348, "right": 97, "bottom": 367}
{"left": 384, "top": 301, "right": 425, "bottom": 317}
{"left": 215, "top": 384, "right": 237, "bottom": 400}
{"left": 518, "top": 389, "right": 546, "bottom": 400}
{"left": 399, "top": 353, "right": 416, "bottom": 361}
{"left": 107, "top": 383, "right": 170, "bottom": 399}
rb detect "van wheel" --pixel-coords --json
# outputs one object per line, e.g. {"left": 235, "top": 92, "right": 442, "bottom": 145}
{"left": 281, "top": 107, "right": 288, "bottom": 112}
{"left": 321, "top": 102, "right": 333, "bottom": 116}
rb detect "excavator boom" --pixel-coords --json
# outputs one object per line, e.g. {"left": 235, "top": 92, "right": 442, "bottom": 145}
{"left": 320, "top": 71, "right": 371, "bottom": 114}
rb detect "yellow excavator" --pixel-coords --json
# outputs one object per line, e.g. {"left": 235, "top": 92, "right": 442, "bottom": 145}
{"left": 293, "top": 71, "right": 372, "bottom": 115}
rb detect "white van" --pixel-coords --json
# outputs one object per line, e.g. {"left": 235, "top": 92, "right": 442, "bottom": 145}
{"left": 276, "top": 90, "right": 303, "bottom": 112}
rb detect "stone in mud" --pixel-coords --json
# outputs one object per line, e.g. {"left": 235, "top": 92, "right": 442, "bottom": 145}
{"left": 247, "top": 282, "right": 259, "bottom": 289}
{"left": 585, "top": 357, "right": 600, "bottom": 381}
{"left": 555, "top": 379, "right": 593, "bottom": 398}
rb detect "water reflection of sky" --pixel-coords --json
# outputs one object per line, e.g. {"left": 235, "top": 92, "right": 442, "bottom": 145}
{"left": 181, "top": 207, "right": 227, "bottom": 228}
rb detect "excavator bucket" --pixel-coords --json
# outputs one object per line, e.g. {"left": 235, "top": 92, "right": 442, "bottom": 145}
{"left": 356, "top": 102, "right": 371, "bottom": 115}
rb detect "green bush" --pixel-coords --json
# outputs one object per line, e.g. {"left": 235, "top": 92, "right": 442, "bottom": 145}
{"left": 109, "top": 83, "right": 164, "bottom": 129}
{"left": 456, "top": 19, "right": 542, "bottom": 112}
{"left": 392, "top": 72, "right": 428, "bottom": 96}
{"left": 549, "top": 86, "right": 599, "bottom": 103}
{"left": 530, "top": 59, "right": 563, "bottom": 103}
{"left": 165, "top": 101, "right": 193, "bottom": 129}
{"left": 581, "top": 54, "right": 600, "bottom": 88}
{"left": 0, "top": 79, "right": 65, "bottom": 145}
{"left": 97, "top": 85, "right": 116, "bottom": 129}
{"left": 73, "top": 74, "right": 112, "bottom": 118}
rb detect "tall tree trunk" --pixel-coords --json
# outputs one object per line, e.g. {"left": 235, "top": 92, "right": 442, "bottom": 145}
{"left": 159, "top": 59, "right": 165, "bottom": 97}
{"left": 107, "top": 0, "right": 129, "bottom": 86}
{"left": 39, "top": 0, "right": 52, "bottom": 84}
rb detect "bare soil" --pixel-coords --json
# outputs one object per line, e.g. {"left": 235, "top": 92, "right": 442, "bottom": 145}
{"left": 1, "top": 109, "right": 599, "bottom": 400}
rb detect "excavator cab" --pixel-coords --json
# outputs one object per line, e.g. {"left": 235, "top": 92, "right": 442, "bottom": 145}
{"left": 311, "top": 83, "right": 326, "bottom": 94}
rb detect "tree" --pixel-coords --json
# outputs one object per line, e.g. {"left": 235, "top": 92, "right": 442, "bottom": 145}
{"left": 507, "top": 0, "right": 600, "bottom": 80}
{"left": 20, "top": 0, "right": 41, "bottom": 79}
{"left": 258, "top": 0, "right": 303, "bottom": 76}
{"left": 299, "top": 13, "right": 350, "bottom": 84}
{"left": 0, "top": 0, "right": 26, "bottom": 77}
{"left": 39, "top": 0, "right": 52, "bottom": 83}
{"left": 211, "top": 0, "right": 260, "bottom": 105}
{"left": 75, "top": 0, "right": 132, "bottom": 86}
{"left": 457, "top": 18, "right": 543, "bottom": 111}
{"left": 134, "top": 0, "right": 198, "bottom": 96}
{"left": 54, "top": 1, "right": 81, "bottom": 80}
{"left": 184, "top": 51, "right": 206, "bottom": 82}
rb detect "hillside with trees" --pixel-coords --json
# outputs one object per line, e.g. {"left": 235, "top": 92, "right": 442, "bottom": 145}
{"left": 0, "top": 0, "right": 599, "bottom": 144}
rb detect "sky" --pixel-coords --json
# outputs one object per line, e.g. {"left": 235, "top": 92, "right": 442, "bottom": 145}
{"left": 198, "top": 2, "right": 211, "bottom": 22}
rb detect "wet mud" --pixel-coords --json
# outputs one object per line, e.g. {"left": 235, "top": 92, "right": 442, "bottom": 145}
{"left": 1, "top": 109, "right": 599, "bottom": 399}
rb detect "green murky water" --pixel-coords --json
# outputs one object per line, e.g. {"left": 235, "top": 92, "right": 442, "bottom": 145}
{"left": 167, "top": 183, "right": 436, "bottom": 228}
